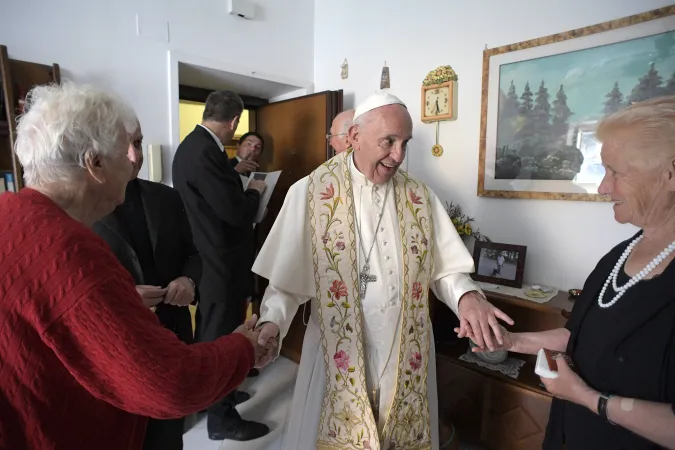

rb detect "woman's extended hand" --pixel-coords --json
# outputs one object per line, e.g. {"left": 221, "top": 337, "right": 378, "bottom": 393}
{"left": 540, "top": 354, "right": 599, "bottom": 410}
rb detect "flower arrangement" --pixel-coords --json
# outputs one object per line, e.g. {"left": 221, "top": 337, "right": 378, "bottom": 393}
{"left": 445, "top": 201, "right": 489, "bottom": 242}
{"left": 422, "top": 65, "right": 459, "bottom": 86}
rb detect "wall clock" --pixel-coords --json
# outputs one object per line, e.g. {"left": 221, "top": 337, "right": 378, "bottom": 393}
{"left": 421, "top": 81, "right": 456, "bottom": 123}
{"left": 421, "top": 65, "right": 459, "bottom": 157}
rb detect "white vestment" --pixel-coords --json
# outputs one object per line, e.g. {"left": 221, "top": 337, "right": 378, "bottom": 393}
{"left": 252, "top": 156, "right": 480, "bottom": 450}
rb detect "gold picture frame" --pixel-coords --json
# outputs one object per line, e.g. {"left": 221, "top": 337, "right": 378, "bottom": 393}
{"left": 478, "top": 6, "right": 675, "bottom": 201}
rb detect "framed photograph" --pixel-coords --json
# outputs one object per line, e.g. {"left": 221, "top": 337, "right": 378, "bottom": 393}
{"left": 471, "top": 241, "right": 527, "bottom": 288}
{"left": 478, "top": 6, "right": 675, "bottom": 201}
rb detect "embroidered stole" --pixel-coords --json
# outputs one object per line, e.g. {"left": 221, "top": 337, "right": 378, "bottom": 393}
{"left": 308, "top": 151, "right": 434, "bottom": 450}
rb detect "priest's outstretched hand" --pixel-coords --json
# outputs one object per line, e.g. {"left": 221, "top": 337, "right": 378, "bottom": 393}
{"left": 253, "top": 322, "right": 280, "bottom": 368}
{"left": 454, "top": 291, "right": 514, "bottom": 351}
{"left": 234, "top": 314, "right": 271, "bottom": 368}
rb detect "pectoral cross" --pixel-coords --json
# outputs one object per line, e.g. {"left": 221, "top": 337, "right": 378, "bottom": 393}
{"left": 359, "top": 264, "right": 377, "bottom": 299}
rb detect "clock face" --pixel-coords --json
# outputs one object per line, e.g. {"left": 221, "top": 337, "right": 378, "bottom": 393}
{"left": 424, "top": 87, "right": 450, "bottom": 117}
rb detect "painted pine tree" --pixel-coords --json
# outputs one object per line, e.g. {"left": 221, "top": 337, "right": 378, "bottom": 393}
{"left": 629, "top": 63, "right": 664, "bottom": 103}
{"left": 551, "top": 84, "right": 572, "bottom": 143}
{"left": 604, "top": 82, "right": 625, "bottom": 115}
{"left": 496, "top": 81, "right": 521, "bottom": 148}
{"left": 506, "top": 81, "right": 520, "bottom": 110}
{"left": 531, "top": 80, "right": 552, "bottom": 153}
{"left": 514, "top": 82, "right": 536, "bottom": 153}
{"left": 519, "top": 82, "right": 534, "bottom": 114}
{"left": 665, "top": 71, "right": 675, "bottom": 95}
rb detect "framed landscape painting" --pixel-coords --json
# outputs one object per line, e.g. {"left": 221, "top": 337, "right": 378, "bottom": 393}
{"left": 478, "top": 6, "right": 675, "bottom": 201}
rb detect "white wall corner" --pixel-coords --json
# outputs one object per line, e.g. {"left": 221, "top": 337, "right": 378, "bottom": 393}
{"left": 166, "top": 50, "right": 181, "bottom": 187}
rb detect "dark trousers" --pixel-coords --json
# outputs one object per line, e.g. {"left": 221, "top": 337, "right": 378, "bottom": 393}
{"left": 195, "top": 297, "right": 247, "bottom": 425}
{"left": 142, "top": 417, "right": 185, "bottom": 450}
{"left": 142, "top": 306, "right": 194, "bottom": 449}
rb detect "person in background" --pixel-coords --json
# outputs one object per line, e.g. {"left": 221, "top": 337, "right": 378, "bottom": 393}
{"left": 493, "top": 252, "right": 505, "bottom": 277}
{"left": 327, "top": 109, "right": 355, "bottom": 155}
{"left": 93, "top": 120, "right": 201, "bottom": 450}
{"left": 473, "top": 95, "right": 675, "bottom": 450}
{"left": 0, "top": 81, "right": 267, "bottom": 450}
{"left": 172, "top": 90, "right": 269, "bottom": 441}
{"left": 229, "top": 130, "right": 267, "bottom": 378}
{"left": 231, "top": 131, "right": 264, "bottom": 178}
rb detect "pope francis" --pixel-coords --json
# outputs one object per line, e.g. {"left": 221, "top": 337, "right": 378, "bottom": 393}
{"left": 252, "top": 92, "right": 513, "bottom": 450}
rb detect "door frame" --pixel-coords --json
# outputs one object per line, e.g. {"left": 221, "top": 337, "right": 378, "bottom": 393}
{"left": 167, "top": 50, "right": 314, "bottom": 174}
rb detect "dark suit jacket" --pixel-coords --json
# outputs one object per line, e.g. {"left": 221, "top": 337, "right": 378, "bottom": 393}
{"left": 172, "top": 125, "right": 260, "bottom": 306}
{"left": 92, "top": 179, "right": 201, "bottom": 343}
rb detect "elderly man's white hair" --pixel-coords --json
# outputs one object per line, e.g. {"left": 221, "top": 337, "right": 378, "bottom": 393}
{"left": 15, "top": 81, "right": 137, "bottom": 187}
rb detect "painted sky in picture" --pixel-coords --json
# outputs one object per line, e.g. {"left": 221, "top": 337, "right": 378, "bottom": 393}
{"left": 499, "top": 30, "right": 675, "bottom": 124}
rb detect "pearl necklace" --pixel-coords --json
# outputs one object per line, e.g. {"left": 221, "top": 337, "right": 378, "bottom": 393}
{"left": 598, "top": 234, "right": 675, "bottom": 308}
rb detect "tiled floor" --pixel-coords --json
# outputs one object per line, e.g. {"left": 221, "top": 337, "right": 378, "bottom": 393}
{"left": 183, "top": 357, "right": 298, "bottom": 450}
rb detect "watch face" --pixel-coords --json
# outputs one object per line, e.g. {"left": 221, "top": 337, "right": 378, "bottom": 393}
{"left": 424, "top": 87, "right": 450, "bottom": 117}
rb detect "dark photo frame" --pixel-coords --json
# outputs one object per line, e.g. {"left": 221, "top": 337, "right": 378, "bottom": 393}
{"left": 471, "top": 241, "right": 527, "bottom": 288}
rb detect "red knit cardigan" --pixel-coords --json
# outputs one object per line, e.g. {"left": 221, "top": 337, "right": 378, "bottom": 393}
{"left": 0, "top": 189, "right": 254, "bottom": 450}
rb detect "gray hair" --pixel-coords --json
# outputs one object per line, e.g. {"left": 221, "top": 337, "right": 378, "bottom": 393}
{"left": 597, "top": 95, "right": 675, "bottom": 168}
{"left": 203, "top": 90, "right": 244, "bottom": 123}
{"left": 15, "top": 81, "right": 137, "bottom": 187}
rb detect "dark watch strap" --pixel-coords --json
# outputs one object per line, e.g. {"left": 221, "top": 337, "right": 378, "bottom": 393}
{"left": 598, "top": 393, "right": 616, "bottom": 425}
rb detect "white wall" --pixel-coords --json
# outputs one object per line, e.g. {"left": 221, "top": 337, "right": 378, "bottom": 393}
{"left": 0, "top": 0, "right": 314, "bottom": 183}
{"left": 313, "top": 0, "right": 671, "bottom": 290}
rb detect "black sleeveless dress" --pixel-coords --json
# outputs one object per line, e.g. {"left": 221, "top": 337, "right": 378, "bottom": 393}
{"left": 543, "top": 231, "right": 675, "bottom": 450}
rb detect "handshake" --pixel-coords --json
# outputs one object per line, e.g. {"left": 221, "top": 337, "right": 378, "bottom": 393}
{"left": 233, "top": 314, "right": 280, "bottom": 369}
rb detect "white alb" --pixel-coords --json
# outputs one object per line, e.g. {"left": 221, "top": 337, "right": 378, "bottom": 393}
{"left": 597, "top": 234, "right": 675, "bottom": 308}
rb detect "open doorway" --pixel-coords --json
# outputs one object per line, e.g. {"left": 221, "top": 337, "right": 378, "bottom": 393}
{"left": 177, "top": 97, "right": 251, "bottom": 159}
{"left": 168, "top": 51, "right": 315, "bottom": 163}
{"left": 168, "top": 51, "right": 344, "bottom": 363}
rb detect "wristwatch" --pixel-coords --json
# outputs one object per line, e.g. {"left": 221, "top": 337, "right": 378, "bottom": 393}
{"left": 598, "top": 393, "right": 616, "bottom": 425}
{"left": 186, "top": 277, "right": 196, "bottom": 290}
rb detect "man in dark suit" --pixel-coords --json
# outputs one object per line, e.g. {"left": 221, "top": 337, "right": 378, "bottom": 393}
{"left": 93, "top": 121, "right": 201, "bottom": 450}
{"left": 172, "top": 91, "right": 268, "bottom": 441}
{"left": 229, "top": 131, "right": 264, "bottom": 178}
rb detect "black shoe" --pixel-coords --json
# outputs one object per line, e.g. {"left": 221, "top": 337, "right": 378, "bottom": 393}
{"left": 199, "top": 390, "right": 250, "bottom": 413}
{"left": 234, "top": 390, "right": 251, "bottom": 405}
{"left": 247, "top": 368, "right": 260, "bottom": 378}
{"left": 207, "top": 416, "right": 269, "bottom": 441}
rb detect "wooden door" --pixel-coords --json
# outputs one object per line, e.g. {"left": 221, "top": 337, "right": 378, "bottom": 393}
{"left": 253, "top": 90, "right": 343, "bottom": 363}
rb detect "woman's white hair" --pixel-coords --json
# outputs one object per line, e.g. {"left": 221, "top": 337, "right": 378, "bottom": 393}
{"left": 14, "top": 81, "right": 138, "bottom": 186}
{"left": 597, "top": 95, "right": 675, "bottom": 167}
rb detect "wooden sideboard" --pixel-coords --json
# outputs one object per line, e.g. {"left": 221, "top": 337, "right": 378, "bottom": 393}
{"left": 432, "top": 290, "right": 574, "bottom": 450}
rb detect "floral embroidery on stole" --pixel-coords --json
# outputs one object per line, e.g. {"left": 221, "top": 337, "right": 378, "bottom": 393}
{"left": 308, "top": 151, "right": 434, "bottom": 450}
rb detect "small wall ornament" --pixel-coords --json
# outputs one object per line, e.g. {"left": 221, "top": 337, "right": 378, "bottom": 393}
{"left": 380, "top": 61, "right": 390, "bottom": 89}
{"left": 421, "top": 65, "right": 459, "bottom": 157}
{"left": 340, "top": 59, "right": 348, "bottom": 80}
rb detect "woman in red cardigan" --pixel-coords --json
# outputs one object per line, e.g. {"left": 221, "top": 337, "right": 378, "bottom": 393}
{"left": 0, "top": 82, "right": 275, "bottom": 450}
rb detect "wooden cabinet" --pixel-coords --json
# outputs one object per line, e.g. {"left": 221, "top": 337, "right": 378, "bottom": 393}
{"left": 482, "top": 380, "right": 552, "bottom": 450}
{"left": 0, "top": 45, "right": 60, "bottom": 191}
{"left": 433, "top": 290, "right": 574, "bottom": 449}
{"left": 436, "top": 356, "right": 486, "bottom": 442}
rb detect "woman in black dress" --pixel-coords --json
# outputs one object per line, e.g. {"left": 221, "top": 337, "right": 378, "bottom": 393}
{"left": 470, "top": 95, "right": 675, "bottom": 449}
